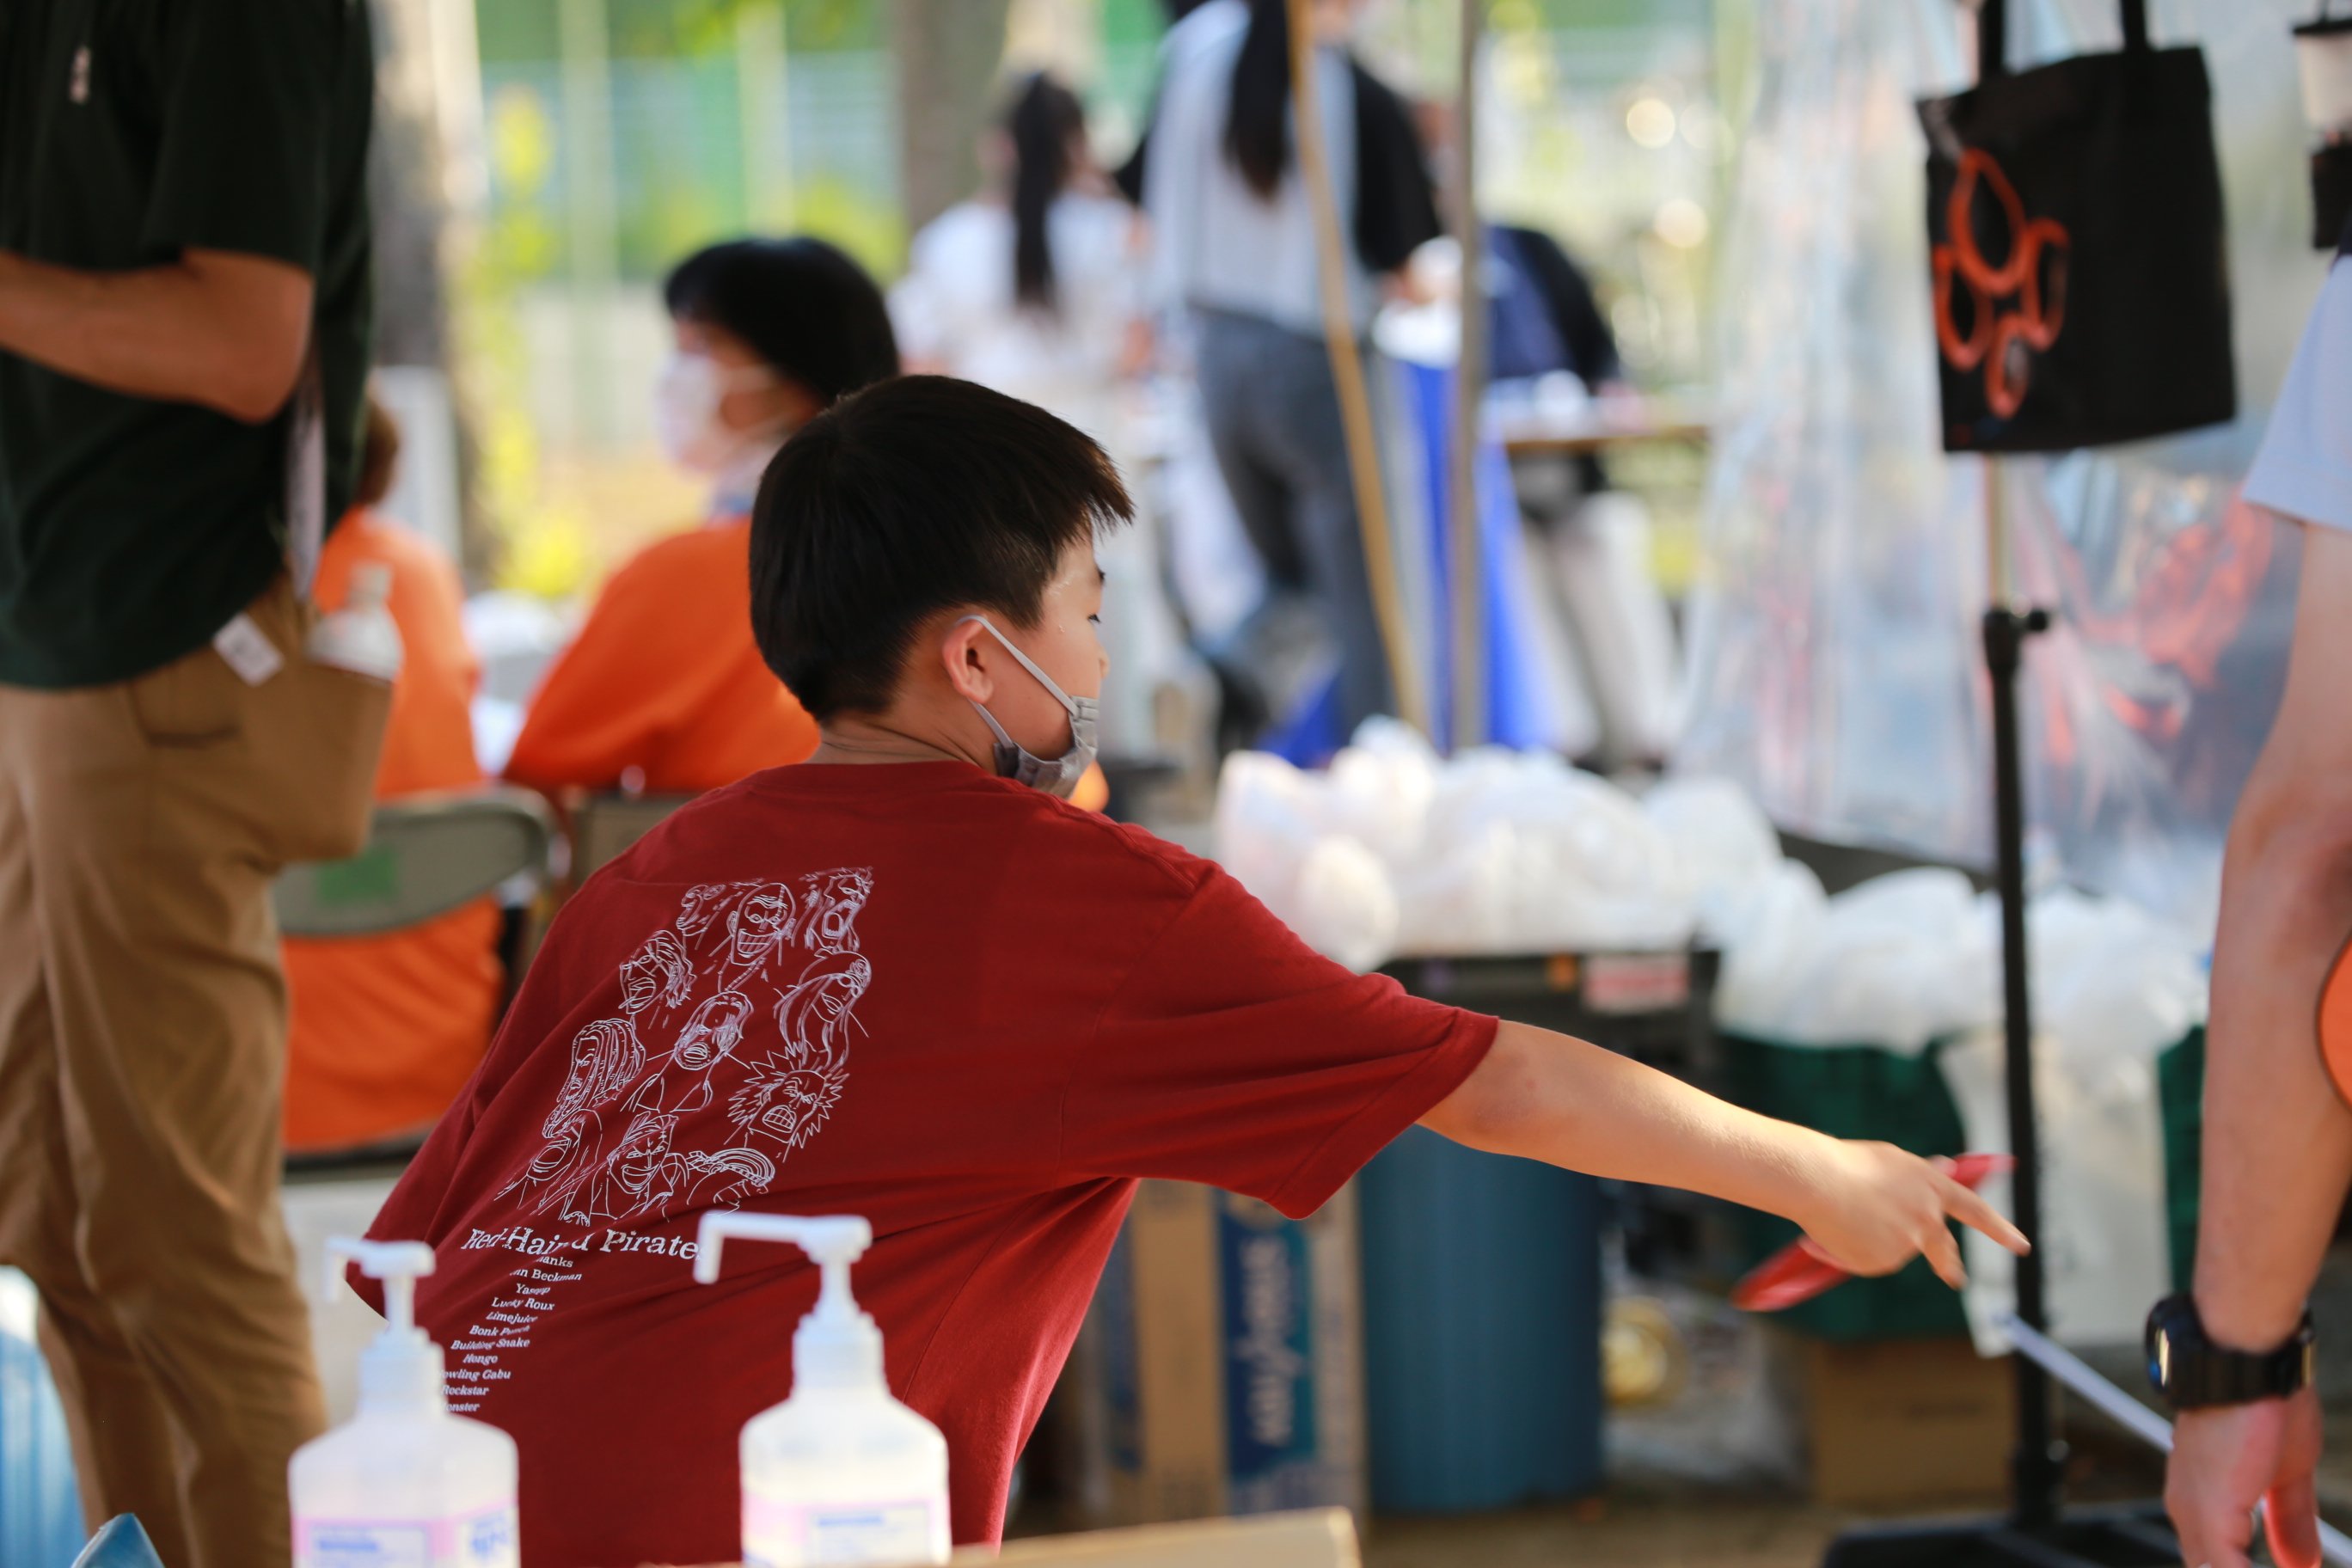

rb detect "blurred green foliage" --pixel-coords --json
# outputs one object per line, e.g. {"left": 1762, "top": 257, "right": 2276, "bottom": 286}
{"left": 479, "top": 0, "right": 877, "bottom": 62}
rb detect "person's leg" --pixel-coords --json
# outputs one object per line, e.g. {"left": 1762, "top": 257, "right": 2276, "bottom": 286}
{"left": 0, "top": 723, "right": 196, "bottom": 1562}
{"left": 9, "top": 645, "right": 327, "bottom": 1568}
{"left": 1193, "top": 311, "right": 1325, "bottom": 742}
{"left": 1247, "top": 328, "right": 1395, "bottom": 734}
{"left": 1193, "top": 311, "right": 1305, "bottom": 592}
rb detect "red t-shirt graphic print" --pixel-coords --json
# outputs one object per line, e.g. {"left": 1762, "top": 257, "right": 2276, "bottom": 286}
{"left": 498, "top": 872, "right": 870, "bottom": 1234}
{"left": 366, "top": 763, "right": 1494, "bottom": 1568}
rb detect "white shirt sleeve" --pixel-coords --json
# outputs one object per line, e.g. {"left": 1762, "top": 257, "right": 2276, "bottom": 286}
{"left": 2245, "top": 259, "right": 2352, "bottom": 534}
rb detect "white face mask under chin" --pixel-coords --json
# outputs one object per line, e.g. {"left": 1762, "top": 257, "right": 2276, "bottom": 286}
{"left": 959, "top": 616, "right": 1099, "bottom": 800}
{"left": 653, "top": 352, "right": 781, "bottom": 475}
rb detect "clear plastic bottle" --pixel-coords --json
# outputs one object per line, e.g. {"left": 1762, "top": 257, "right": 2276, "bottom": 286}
{"left": 308, "top": 560, "right": 405, "bottom": 681}
{"left": 290, "top": 1239, "right": 519, "bottom": 1568}
{"left": 695, "top": 1214, "right": 950, "bottom": 1568}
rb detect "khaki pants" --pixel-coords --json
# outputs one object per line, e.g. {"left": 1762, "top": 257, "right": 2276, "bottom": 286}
{"left": 0, "top": 578, "right": 388, "bottom": 1568}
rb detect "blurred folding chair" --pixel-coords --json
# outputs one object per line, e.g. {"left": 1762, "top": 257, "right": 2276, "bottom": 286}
{"left": 952, "top": 1510, "right": 1359, "bottom": 1568}
{"left": 275, "top": 786, "right": 555, "bottom": 939}
{"left": 568, "top": 790, "right": 699, "bottom": 885}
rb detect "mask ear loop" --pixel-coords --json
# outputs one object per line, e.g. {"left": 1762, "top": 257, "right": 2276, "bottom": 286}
{"left": 955, "top": 616, "right": 1081, "bottom": 720}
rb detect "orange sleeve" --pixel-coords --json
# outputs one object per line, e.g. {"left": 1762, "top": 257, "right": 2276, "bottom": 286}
{"left": 504, "top": 522, "right": 818, "bottom": 797}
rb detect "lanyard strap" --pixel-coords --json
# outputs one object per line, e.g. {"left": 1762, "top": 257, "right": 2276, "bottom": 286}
{"left": 284, "top": 344, "right": 325, "bottom": 597}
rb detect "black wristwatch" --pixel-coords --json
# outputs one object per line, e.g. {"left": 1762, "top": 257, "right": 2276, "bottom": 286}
{"left": 2145, "top": 1294, "right": 2314, "bottom": 1410}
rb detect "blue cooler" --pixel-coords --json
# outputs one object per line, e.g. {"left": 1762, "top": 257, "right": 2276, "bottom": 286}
{"left": 1357, "top": 1126, "right": 1602, "bottom": 1512}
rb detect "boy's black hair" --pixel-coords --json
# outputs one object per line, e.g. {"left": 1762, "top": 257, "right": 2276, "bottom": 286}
{"left": 750, "top": 376, "right": 1131, "bottom": 720}
{"left": 663, "top": 236, "right": 900, "bottom": 403}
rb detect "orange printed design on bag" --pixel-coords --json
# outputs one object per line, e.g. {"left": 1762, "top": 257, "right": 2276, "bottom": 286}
{"left": 1932, "top": 149, "right": 2070, "bottom": 418}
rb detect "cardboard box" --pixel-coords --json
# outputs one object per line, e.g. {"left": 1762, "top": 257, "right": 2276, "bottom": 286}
{"left": 1804, "top": 1336, "right": 2015, "bottom": 1507}
{"left": 1058, "top": 1181, "right": 1367, "bottom": 1528}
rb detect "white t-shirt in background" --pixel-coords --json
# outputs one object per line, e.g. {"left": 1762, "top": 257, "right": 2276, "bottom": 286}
{"left": 1142, "top": 0, "right": 1369, "bottom": 339}
{"left": 890, "top": 193, "right": 1142, "bottom": 444}
{"left": 2245, "top": 254, "right": 2352, "bottom": 534}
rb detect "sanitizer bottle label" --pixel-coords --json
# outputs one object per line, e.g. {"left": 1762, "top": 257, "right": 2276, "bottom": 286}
{"left": 743, "top": 1496, "right": 944, "bottom": 1566}
{"left": 297, "top": 1505, "right": 519, "bottom": 1568}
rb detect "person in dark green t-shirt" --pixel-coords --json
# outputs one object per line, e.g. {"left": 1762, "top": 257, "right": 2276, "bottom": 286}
{"left": 0, "top": 3, "right": 379, "bottom": 1565}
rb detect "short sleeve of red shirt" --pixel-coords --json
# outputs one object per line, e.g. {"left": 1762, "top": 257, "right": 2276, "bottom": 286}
{"left": 1062, "top": 864, "right": 1494, "bottom": 1216}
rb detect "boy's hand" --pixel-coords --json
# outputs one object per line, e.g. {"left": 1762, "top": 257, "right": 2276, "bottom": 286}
{"left": 1793, "top": 1141, "right": 2029, "bottom": 1286}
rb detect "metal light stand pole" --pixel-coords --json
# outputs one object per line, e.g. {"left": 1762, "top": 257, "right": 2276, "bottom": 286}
{"left": 1982, "top": 456, "right": 2061, "bottom": 1529}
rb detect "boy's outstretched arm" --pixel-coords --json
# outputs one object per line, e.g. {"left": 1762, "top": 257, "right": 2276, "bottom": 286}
{"left": 1420, "top": 1020, "right": 2029, "bottom": 1282}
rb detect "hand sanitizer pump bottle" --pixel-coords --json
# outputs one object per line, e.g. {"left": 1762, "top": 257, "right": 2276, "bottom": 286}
{"left": 695, "top": 1214, "right": 950, "bottom": 1567}
{"left": 290, "top": 1239, "right": 519, "bottom": 1568}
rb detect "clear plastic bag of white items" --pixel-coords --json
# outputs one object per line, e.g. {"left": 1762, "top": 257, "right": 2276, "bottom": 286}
{"left": 1676, "top": 0, "right": 2318, "bottom": 936}
{"left": 1712, "top": 856, "right": 2208, "bottom": 1060}
{"left": 1212, "top": 723, "right": 1789, "bottom": 969}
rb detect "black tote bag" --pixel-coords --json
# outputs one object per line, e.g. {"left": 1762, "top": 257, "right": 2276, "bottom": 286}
{"left": 1916, "top": 0, "right": 2234, "bottom": 453}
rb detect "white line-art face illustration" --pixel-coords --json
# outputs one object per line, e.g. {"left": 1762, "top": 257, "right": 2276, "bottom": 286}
{"left": 618, "top": 929, "right": 694, "bottom": 1015}
{"left": 729, "top": 884, "right": 794, "bottom": 967}
{"left": 613, "top": 1112, "right": 678, "bottom": 1197}
{"left": 500, "top": 869, "right": 874, "bottom": 1224}
{"left": 547, "top": 1018, "right": 641, "bottom": 1136}
{"left": 775, "top": 953, "right": 872, "bottom": 1068}
{"left": 671, "top": 989, "right": 753, "bottom": 1073}
{"left": 676, "top": 881, "right": 743, "bottom": 941}
{"left": 800, "top": 869, "right": 873, "bottom": 956}
{"left": 729, "top": 1064, "right": 842, "bottom": 1152}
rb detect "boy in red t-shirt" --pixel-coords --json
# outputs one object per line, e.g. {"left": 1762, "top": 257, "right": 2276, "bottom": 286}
{"left": 364, "top": 377, "right": 2023, "bottom": 1568}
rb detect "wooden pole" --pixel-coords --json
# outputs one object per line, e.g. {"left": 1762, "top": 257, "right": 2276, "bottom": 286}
{"left": 1449, "top": 0, "right": 1485, "bottom": 751}
{"left": 1286, "top": 0, "right": 1429, "bottom": 736}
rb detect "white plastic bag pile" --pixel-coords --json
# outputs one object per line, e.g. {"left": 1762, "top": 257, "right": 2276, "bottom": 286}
{"left": 1710, "top": 863, "right": 2208, "bottom": 1057}
{"left": 1213, "top": 721, "right": 2208, "bottom": 1055}
{"left": 1213, "top": 719, "right": 1782, "bottom": 972}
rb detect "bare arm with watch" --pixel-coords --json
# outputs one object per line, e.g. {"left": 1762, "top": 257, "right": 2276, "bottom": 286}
{"left": 2161, "top": 523, "right": 2352, "bottom": 1568}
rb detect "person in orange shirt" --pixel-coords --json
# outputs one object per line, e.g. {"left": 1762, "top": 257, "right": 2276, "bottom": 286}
{"left": 282, "top": 398, "right": 505, "bottom": 1153}
{"left": 502, "top": 237, "right": 898, "bottom": 799}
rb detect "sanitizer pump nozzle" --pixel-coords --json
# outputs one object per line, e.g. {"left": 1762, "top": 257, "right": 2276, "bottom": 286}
{"left": 326, "top": 1237, "right": 441, "bottom": 1411}
{"left": 696, "top": 1214, "right": 885, "bottom": 1391}
{"left": 696, "top": 1213, "right": 951, "bottom": 1567}
{"left": 290, "top": 1238, "right": 519, "bottom": 1568}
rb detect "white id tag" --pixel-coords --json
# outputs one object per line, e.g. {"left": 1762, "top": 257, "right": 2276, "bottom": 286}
{"left": 212, "top": 612, "right": 285, "bottom": 686}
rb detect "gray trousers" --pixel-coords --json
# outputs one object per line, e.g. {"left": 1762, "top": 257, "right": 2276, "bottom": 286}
{"left": 1193, "top": 308, "right": 1394, "bottom": 740}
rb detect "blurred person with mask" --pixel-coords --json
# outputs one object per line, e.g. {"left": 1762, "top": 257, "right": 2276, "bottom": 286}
{"left": 1137, "top": 0, "right": 1441, "bottom": 742}
{"left": 504, "top": 238, "right": 897, "bottom": 800}
{"left": 282, "top": 396, "right": 504, "bottom": 1155}
{"left": 0, "top": 0, "right": 378, "bottom": 1561}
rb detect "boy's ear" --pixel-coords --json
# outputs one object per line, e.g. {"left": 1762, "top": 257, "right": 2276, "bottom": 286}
{"left": 937, "top": 615, "right": 996, "bottom": 706}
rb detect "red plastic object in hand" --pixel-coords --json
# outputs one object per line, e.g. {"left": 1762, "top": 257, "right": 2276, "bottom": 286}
{"left": 1728, "top": 1152, "right": 2016, "bottom": 1313}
